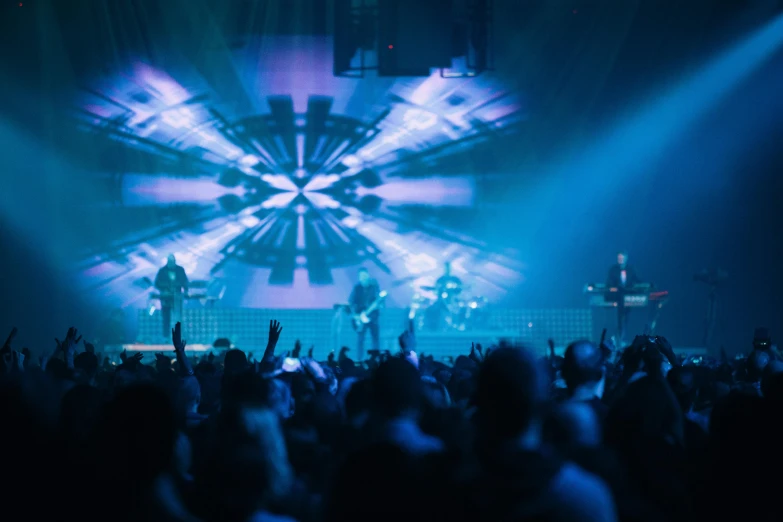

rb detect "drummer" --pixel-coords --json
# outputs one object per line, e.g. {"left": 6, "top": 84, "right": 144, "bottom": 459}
{"left": 435, "top": 262, "right": 462, "bottom": 302}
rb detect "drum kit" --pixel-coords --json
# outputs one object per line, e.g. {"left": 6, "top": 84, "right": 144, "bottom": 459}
{"left": 408, "top": 279, "right": 489, "bottom": 332}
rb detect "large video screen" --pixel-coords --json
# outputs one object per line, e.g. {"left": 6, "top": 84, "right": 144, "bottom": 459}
{"left": 72, "top": 37, "right": 526, "bottom": 310}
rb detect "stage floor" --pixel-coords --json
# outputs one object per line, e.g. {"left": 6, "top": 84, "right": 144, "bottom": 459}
{"left": 133, "top": 307, "right": 594, "bottom": 360}
{"left": 106, "top": 338, "right": 706, "bottom": 363}
{"left": 125, "top": 306, "right": 705, "bottom": 360}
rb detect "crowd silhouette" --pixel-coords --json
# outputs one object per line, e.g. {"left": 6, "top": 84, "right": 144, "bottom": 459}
{"left": 1, "top": 320, "right": 781, "bottom": 521}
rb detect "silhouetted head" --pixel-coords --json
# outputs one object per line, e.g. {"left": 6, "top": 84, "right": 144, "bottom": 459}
{"left": 617, "top": 251, "right": 628, "bottom": 267}
{"left": 177, "top": 375, "right": 201, "bottom": 413}
{"left": 224, "top": 349, "right": 248, "bottom": 376}
{"left": 213, "top": 408, "right": 293, "bottom": 517}
{"left": 747, "top": 349, "right": 771, "bottom": 382}
{"left": 762, "top": 360, "right": 783, "bottom": 400}
{"left": 328, "top": 443, "right": 427, "bottom": 522}
{"left": 358, "top": 267, "right": 371, "bottom": 286}
{"left": 475, "top": 346, "right": 547, "bottom": 440}
{"left": 753, "top": 327, "right": 771, "bottom": 350}
{"left": 166, "top": 254, "right": 176, "bottom": 267}
{"left": 60, "top": 384, "right": 103, "bottom": 443}
{"left": 605, "top": 375, "right": 684, "bottom": 448}
{"left": 94, "top": 384, "right": 179, "bottom": 485}
{"left": 545, "top": 401, "right": 601, "bottom": 450}
{"left": 421, "top": 376, "right": 451, "bottom": 409}
{"left": 74, "top": 351, "right": 99, "bottom": 380}
{"left": 268, "top": 378, "right": 293, "bottom": 420}
{"left": 221, "top": 371, "right": 272, "bottom": 411}
{"left": 344, "top": 378, "right": 372, "bottom": 422}
{"left": 562, "top": 340, "right": 605, "bottom": 394}
{"left": 666, "top": 366, "right": 698, "bottom": 413}
{"left": 371, "top": 358, "right": 422, "bottom": 418}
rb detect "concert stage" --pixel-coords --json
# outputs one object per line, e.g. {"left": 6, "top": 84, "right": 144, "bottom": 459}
{"left": 106, "top": 339, "right": 707, "bottom": 362}
{"left": 131, "top": 307, "right": 595, "bottom": 360}
{"left": 110, "top": 307, "right": 707, "bottom": 361}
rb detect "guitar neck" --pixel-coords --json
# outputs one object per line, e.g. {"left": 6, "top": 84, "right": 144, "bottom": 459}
{"left": 363, "top": 296, "right": 383, "bottom": 315}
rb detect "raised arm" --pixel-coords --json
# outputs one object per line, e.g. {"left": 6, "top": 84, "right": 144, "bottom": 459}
{"left": 262, "top": 320, "right": 283, "bottom": 363}
{"left": 172, "top": 322, "right": 193, "bottom": 376}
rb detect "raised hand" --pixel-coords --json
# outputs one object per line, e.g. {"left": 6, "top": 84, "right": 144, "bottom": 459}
{"left": 293, "top": 339, "right": 302, "bottom": 358}
{"left": 70, "top": 328, "right": 82, "bottom": 346}
{"left": 469, "top": 342, "right": 482, "bottom": 364}
{"left": 2, "top": 327, "right": 18, "bottom": 353}
{"left": 171, "top": 322, "right": 193, "bottom": 376}
{"left": 655, "top": 335, "right": 678, "bottom": 367}
{"left": 56, "top": 328, "right": 82, "bottom": 369}
{"left": 121, "top": 351, "right": 144, "bottom": 370}
{"left": 172, "top": 322, "right": 187, "bottom": 353}
{"left": 631, "top": 335, "right": 647, "bottom": 350}
{"left": 263, "top": 320, "right": 283, "bottom": 362}
{"left": 307, "top": 345, "right": 314, "bottom": 358}
{"left": 2, "top": 350, "right": 24, "bottom": 374}
{"left": 1, "top": 328, "right": 18, "bottom": 372}
{"left": 600, "top": 330, "right": 615, "bottom": 350}
{"left": 400, "top": 326, "right": 419, "bottom": 367}
{"left": 398, "top": 319, "right": 417, "bottom": 354}
{"left": 621, "top": 341, "right": 645, "bottom": 379}
{"left": 405, "top": 349, "right": 419, "bottom": 369}
{"left": 268, "top": 320, "right": 283, "bottom": 346}
{"left": 302, "top": 357, "right": 327, "bottom": 382}
{"left": 56, "top": 328, "right": 82, "bottom": 354}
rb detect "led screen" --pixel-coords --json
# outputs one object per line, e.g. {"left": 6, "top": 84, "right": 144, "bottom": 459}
{"left": 72, "top": 37, "right": 526, "bottom": 310}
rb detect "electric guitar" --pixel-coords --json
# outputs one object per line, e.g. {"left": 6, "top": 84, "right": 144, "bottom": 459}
{"left": 352, "top": 290, "right": 388, "bottom": 332}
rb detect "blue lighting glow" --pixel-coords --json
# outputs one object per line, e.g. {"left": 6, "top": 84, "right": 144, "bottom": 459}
{"left": 70, "top": 37, "right": 527, "bottom": 309}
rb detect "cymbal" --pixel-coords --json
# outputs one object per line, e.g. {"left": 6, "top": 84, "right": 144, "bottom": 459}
{"left": 390, "top": 275, "right": 419, "bottom": 288}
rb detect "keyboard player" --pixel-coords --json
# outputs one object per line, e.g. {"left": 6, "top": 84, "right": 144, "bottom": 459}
{"left": 607, "top": 251, "right": 640, "bottom": 341}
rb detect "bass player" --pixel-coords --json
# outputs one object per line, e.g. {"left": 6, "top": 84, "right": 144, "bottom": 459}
{"left": 349, "top": 267, "right": 384, "bottom": 361}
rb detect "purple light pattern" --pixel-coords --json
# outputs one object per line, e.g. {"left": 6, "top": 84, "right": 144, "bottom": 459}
{"left": 71, "top": 38, "right": 526, "bottom": 309}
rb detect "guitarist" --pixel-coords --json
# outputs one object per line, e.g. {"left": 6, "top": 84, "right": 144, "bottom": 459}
{"left": 349, "top": 267, "right": 382, "bottom": 360}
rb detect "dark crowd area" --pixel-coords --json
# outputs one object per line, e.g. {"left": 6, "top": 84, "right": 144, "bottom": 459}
{"left": 2, "top": 320, "right": 782, "bottom": 522}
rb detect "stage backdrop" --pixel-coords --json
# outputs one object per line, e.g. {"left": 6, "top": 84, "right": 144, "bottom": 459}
{"left": 69, "top": 36, "right": 526, "bottom": 313}
{"left": 2, "top": 1, "right": 782, "bottom": 354}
